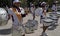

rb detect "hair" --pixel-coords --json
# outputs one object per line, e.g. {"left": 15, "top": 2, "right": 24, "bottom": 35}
{"left": 41, "top": 4, "right": 46, "bottom": 8}
{"left": 38, "top": 2, "right": 42, "bottom": 7}
{"left": 53, "top": 3, "right": 56, "bottom": 5}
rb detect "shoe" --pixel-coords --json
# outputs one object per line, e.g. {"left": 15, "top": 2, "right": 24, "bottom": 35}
{"left": 22, "top": 34, "right": 25, "bottom": 36}
{"left": 40, "top": 32, "right": 48, "bottom": 36}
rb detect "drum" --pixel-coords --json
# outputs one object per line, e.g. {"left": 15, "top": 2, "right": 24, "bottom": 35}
{"left": 43, "top": 19, "right": 53, "bottom": 26}
{"left": 50, "top": 13, "right": 57, "bottom": 17}
{"left": 25, "top": 22, "right": 34, "bottom": 34}
{"left": 28, "top": 20, "right": 38, "bottom": 30}
{"left": 50, "top": 16, "right": 58, "bottom": 24}
{"left": 0, "top": 8, "right": 8, "bottom": 26}
{"left": 56, "top": 12, "right": 60, "bottom": 17}
{"left": 25, "top": 20, "right": 38, "bottom": 34}
{"left": 49, "top": 12, "right": 57, "bottom": 17}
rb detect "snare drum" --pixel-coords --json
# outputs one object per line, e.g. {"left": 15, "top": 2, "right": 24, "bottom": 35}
{"left": 51, "top": 17, "right": 58, "bottom": 24}
{"left": 25, "top": 22, "right": 34, "bottom": 34}
{"left": 56, "top": 12, "right": 60, "bottom": 17}
{"left": 0, "top": 8, "right": 8, "bottom": 26}
{"left": 28, "top": 20, "right": 38, "bottom": 30}
{"left": 43, "top": 19, "right": 53, "bottom": 26}
{"left": 49, "top": 12, "right": 57, "bottom": 17}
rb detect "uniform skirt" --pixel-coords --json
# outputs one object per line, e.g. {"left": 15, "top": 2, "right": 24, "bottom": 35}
{"left": 12, "top": 24, "right": 25, "bottom": 36}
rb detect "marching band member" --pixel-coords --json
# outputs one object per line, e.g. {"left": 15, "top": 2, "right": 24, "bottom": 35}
{"left": 51, "top": 2, "right": 57, "bottom": 12}
{"left": 7, "top": 0, "right": 26, "bottom": 36}
{"left": 40, "top": 2, "right": 48, "bottom": 36}
{"left": 35, "top": 2, "right": 48, "bottom": 36}
{"left": 30, "top": 4, "right": 35, "bottom": 20}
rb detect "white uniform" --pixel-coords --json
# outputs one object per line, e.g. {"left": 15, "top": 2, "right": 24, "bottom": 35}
{"left": 30, "top": 7, "right": 35, "bottom": 14}
{"left": 35, "top": 7, "right": 43, "bottom": 16}
{"left": 35, "top": 7, "right": 45, "bottom": 23}
{"left": 8, "top": 7, "right": 25, "bottom": 25}
{"left": 30, "top": 7, "right": 35, "bottom": 20}
{"left": 7, "top": 7, "right": 25, "bottom": 36}
{"left": 51, "top": 5, "right": 57, "bottom": 12}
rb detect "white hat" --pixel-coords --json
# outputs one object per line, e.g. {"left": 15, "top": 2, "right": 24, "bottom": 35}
{"left": 41, "top": 2, "right": 46, "bottom": 5}
{"left": 13, "top": 0, "right": 21, "bottom": 4}
{"left": 31, "top": 4, "right": 33, "bottom": 5}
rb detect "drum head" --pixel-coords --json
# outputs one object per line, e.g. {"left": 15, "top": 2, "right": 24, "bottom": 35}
{"left": 43, "top": 19, "right": 53, "bottom": 23}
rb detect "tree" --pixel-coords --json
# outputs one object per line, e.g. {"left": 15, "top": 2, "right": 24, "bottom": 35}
{"left": 0, "top": 0, "right": 12, "bottom": 7}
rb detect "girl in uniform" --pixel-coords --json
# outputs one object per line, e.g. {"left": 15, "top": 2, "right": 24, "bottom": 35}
{"left": 7, "top": 0, "right": 26, "bottom": 36}
{"left": 35, "top": 2, "right": 49, "bottom": 36}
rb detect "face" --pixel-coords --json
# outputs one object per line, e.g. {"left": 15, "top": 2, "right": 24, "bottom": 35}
{"left": 13, "top": 2, "right": 20, "bottom": 7}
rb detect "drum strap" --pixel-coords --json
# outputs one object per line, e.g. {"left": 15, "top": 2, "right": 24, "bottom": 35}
{"left": 11, "top": 8, "right": 22, "bottom": 22}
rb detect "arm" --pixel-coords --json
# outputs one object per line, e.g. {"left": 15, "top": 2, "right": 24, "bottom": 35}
{"left": 8, "top": 14, "right": 11, "bottom": 20}
{"left": 43, "top": 10, "right": 46, "bottom": 16}
{"left": 21, "top": 8, "right": 25, "bottom": 14}
{"left": 20, "top": 8, "right": 26, "bottom": 17}
{"left": 7, "top": 8, "right": 13, "bottom": 20}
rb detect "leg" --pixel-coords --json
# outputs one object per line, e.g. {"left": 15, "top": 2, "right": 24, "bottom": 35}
{"left": 43, "top": 25, "right": 48, "bottom": 33}
{"left": 33, "top": 15, "right": 35, "bottom": 20}
{"left": 22, "top": 34, "right": 25, "bottom": 36}
{"left": 41, "top": 24, "right": 49, "bottom": 36}
{"left": 40, "top": 15, "right": 43, "bottom": 24}
{"left": 33, "top": 13, "right": 35, "bottom": 20}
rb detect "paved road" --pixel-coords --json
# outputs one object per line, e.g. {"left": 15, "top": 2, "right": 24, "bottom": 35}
{"left": 0, "top": 13, "right": 60, "bottom": 36}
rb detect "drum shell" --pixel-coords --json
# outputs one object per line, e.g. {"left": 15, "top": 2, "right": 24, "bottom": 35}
{"left": 43, "top": 19, "right": 53, "bottom": 26}
{"left": 0, "top": 8, "right": 8, "bottom": 26}
{"left": 51, "top": 17, "right": 58, "bottom": 24}
{"left": 25, "top": 22, "right": 34, "bottom": 34}
{"left": 28, "top": 20, "right": 38, "bottom": 30}
{"left": 56, "top": 12, "right": 60, "bottom": 17}
{"left": 49, "top": 13, "right": 59, "bottom": 24}
{"left": 43, "top": 21, "right": 53, "bottom": 26}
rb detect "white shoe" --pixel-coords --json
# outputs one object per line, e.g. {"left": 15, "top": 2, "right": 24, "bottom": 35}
{"left": 41, "top": 32, "right": 48, "bottom": 36}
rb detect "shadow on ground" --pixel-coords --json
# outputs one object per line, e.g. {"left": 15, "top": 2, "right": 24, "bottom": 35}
{"left": 0, "top": 28, "right": 12, "bottom": 35}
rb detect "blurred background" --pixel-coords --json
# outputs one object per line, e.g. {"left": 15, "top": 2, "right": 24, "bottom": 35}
{"left": 0, "top": 0, "right": 60, "bottom": 12}
{"left": 0, "top": 0, "right": 60, "bottom": 7}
